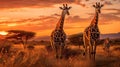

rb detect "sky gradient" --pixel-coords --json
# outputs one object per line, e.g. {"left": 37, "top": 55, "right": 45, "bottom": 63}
{"left": 0, "top": 0, "right": 120, "bottom": 37}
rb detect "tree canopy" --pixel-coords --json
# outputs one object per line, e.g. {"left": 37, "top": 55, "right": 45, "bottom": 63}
{"left": 68, "top": 33, "right": 83, "bottom": 46}
{"left": 6, "top": 30, "right": 36, "bottom": 49}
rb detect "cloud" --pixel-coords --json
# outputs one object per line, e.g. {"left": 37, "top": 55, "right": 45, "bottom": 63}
{"left": 85, "top": 0, "right": 89, "bottom": 1}
{"left": 52, "top": 13, "right": 61, "bottom": 17}
{"left": 0, "top": 14, "right": 59, "bottom": 31}
{"left": 0, "top": 0, "right": 96, "bottom": 9}
{"left": 0, "top": 14, "right": 89, "bottom": 31}
{"left": 103, "top": 8, "right": 120, "bottom": 15}
{"left": 101, "top": 0, "right": 120, "bottom": 5}
{"left": 1, "top": 0, "right": 119, "bottom": 9}
{"left": 100, "top": 0, "right": 104, "bottom": 1}
{"left": 104, "top": 8, "right": 120, "bottom": 11}
{"left": 87, "top": 12, "right": 120, "bottom": 25}
{"left": 74, "top": 0, "right": 86, "bottom": 7}
{"left": 0, "top": 0, "right": 86, "bottom": 9}
{"left": 100, "top": 13, "right": 120, "bottom": 22}
{"left": 69, "top": 9, "right": 120, "bottom": 25}
{"left": 0, "top": 11, "right": 119, "bottom": 32}
{"left": 1, "top": 12, "right": 119, "bottom": 28}
{"left": 0, "top": 15, "right": 57, "bottom": 25}
{"left": 66, "top": 15, "right": 89, "bottom": 23}
{"left": 104, "top": 1, "right": 113, "bottom": 5}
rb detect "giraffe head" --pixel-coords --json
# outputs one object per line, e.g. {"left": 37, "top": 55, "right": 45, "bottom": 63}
{"left": 59, "top": 4, "right": 71, "bottom": 15}
{"left": 93, "top": 2, "right": 104, "bottom": 14}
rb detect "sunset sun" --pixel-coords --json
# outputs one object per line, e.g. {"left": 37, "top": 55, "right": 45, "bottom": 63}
{"left": 0, "top": 31, "right": 8, "bottom": 35}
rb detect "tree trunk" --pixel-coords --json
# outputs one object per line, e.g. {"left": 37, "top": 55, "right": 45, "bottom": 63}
{"left": 21, "top": 39, "right": 26, "bottom": 49}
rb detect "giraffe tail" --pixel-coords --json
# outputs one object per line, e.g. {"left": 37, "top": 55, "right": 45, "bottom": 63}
{"left": 83, "top": 33, "right": 88, "bottom": 56}
{"left": 50, "top": 39, "right": 55, "bottom": 51}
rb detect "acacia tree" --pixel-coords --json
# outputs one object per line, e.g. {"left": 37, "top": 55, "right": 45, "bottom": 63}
{"left": 6, "top": 30, "right": 36, "bottom": 49}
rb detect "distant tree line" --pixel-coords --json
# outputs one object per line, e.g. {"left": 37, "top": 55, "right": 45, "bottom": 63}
{"left": 1, "top": 30, "right": 119, "bottom": 50}
{"left": 67, "top": 33, "right": 120, "bottom": 46}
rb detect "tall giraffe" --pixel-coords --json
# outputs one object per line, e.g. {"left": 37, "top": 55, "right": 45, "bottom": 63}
{"left": 83, "top": 2, "right": 104, "bottom": 60}
{"left": 50, "top": 4, "right": 71, "bottom": 59}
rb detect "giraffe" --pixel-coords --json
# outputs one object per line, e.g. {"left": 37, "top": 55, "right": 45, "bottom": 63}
{"left": 103, "top": 38, "right": 111, "bottom": 56}
{"left": 83, "top": 2, "right": 104, "bottom": 60}
{"left": 50, "top": 4, "right": 71, "bottom": 59}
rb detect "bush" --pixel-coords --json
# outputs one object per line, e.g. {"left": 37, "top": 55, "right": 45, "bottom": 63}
{"left": 27, "top": 45, "right": 35, "bottom": 50}
{"left": 63, "top": 47, "right": 83, "bottom": 59}
{"left": 68, "top": 33, "right": 83, "bottom": 46}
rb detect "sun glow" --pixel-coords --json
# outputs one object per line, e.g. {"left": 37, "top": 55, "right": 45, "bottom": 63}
{"left": 7, "top": 23, "right": 17, "bottom": 26}
{"left": 0, "top": 31, "right": 8, "bottom": 35}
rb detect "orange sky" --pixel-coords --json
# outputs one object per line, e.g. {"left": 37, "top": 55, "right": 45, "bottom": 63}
{"left": 0, "top": 0, "right": 120, "bottom": 37}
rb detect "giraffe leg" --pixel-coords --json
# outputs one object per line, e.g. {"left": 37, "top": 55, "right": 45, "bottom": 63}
{"left": 88, "top": 46, "right": 91, "bottom": 58}
{"left": 107, "top": 48, "right": 110, "bottom": 57}
{"left": 55, "top": 42, "right": 59, "bottom": 59}
{"left": 83, "top": 44, "right": 87, "bottom": 57}
{"left": 50, "top": 39, "right": 55, "bottom": 51}
{"left": 89, "top": 45, "right": 92, "bottom": 59}
{"left": 93, "top": 41, "right": 96, "bottom": 54}
{"left": 57, "top": 42, "right": 63, "bottom": 59}
{"left": 93, "top": 41, "right": 96, "bottom": 53}
{"left": 93, "top": 41, "right": 96, "bottom": 60}
{"left": 60, "top": 43, "right": 65, "bottom": 59}
{"left": 59, "top": 44, "right": 62, "bottom": 59}
{"left": 89, "top": 40, "right": 94, "bottom": 59}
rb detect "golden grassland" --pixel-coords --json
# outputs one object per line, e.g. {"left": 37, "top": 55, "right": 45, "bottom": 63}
{"left": 0, "top": 43, "right": 120, "bottom": 67}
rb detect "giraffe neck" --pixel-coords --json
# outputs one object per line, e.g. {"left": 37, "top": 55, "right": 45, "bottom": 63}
{"left": 55, "top": 11, "right": 66, "bottom": 30}
{"left": 90, "top": 12, "right": 99, "bottom": 26}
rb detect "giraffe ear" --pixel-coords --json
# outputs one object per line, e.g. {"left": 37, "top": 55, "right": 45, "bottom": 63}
{"left": 101, "top": 4, "right": 104, "bottom": 7}
{"left": 93, "top": 5, "right": 96, "bottom": 7}
{"left": 68, "top": 6, "right": 72, "bottom": 9}
{"left": 59, "top": 7, "right": 63, "bottom": 10}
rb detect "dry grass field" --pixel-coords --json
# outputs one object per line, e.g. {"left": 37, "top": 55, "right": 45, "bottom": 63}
{"left": 0, "top": 43, "right": 120, "bottom": 67}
